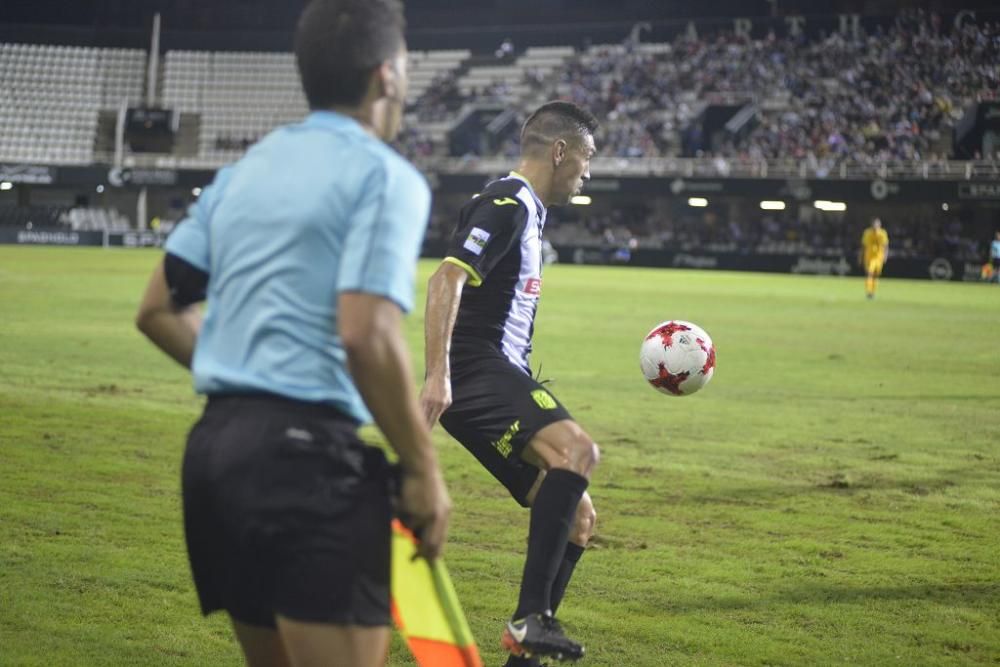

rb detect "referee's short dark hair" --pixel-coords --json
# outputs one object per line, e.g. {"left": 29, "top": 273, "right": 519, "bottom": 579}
{"left": 520, "top": 101, "right": 599, "bottom": 153}
{"left": 294, "top": 0, "right": 406, "bottom": 109}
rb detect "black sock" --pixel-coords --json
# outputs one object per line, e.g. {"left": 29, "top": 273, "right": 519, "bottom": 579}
{"left": 550, "top": 542, "right": 585, "bottom": 615}
{"left": 513, "top": 469, "right": 589, "bottom": 619}
{"left": 504, "top": 655, "right": 539, "bottom": 667}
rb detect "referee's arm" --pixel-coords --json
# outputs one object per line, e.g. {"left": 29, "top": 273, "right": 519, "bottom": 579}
{"left": 135, "top": 255, "right": 204, "bottom": 369}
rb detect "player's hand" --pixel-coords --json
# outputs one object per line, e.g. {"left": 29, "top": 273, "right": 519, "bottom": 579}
{"left": 398, "top": 468, "right": 451, "bottom": 561}
{"left": 419, "top": 375, "right": 452, "bottom": 427}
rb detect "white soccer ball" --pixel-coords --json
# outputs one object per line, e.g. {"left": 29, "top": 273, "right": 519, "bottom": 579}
{"left": 639, "top": 320, "right": 716, "bottom": 396}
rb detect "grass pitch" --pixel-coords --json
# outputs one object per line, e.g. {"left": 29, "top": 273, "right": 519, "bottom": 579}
{"left": 1, "top": 246, "right": 998, "bottom": 666}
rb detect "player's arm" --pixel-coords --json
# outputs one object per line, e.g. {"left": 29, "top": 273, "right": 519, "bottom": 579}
{"left": 419, "top": 195, "right": 526, "bottom": 425}
{"left": 339, "top": 292, "right": 450, "bottom": 561}
{"left": 135, "top": 255, "right": 205, "bottom": 368}
{"left": 420, "top": 262, "right": 469, "bottom": 426}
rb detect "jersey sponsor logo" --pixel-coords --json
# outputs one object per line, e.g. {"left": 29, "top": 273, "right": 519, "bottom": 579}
{"left": 492, "top": 197, "right": 518, "bottom": 206}
{"left": 491, "top": 420, "right": 520, "bottom": 458}
{"left": 531, "top": 389, "right": 557, "bottom": 410}
{"left": 521, "top": 277, "right": 541, "bottom": 296}
{"left": 463, "top": 227, "right": 491, "bottom": 256}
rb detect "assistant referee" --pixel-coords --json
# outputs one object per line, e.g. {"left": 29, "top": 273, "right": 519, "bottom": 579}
{"left": 135, "top": 1, "right": 450, "bottom": 665}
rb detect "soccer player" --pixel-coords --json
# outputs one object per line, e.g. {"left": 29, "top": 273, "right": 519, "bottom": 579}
{"left": 134, "top": 1, "right": 450, "bottom": 665}
{"left": 860, "top": 217, "right": 889, "bottom": 299}
{"left": 420, "top": 101, "right": 600, "bottom": 664}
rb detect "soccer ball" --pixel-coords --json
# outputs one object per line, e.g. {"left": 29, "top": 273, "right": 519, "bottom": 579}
{"left": 639, "top": 320, "right": 716, "bottom": 396}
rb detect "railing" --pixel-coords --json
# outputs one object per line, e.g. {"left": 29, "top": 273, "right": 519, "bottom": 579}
{"left": 419, "top": 156, "right": 1000, "bottom": 181}
{"left": 109, "top": 151, "right": 1000, "bottom": 181}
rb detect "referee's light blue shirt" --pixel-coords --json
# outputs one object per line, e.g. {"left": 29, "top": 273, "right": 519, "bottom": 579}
{"left": 164, "top": 111, "right": 431, "bottom": 423}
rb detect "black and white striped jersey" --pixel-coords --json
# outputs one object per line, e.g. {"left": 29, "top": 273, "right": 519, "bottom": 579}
{"left": 443, "top": 171, "right": 546, "bottom": 375}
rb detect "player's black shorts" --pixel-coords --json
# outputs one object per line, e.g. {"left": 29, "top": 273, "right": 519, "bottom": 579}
{"left": 181, "top": 393, "right": 393, "bottom": 628}
{"left": 440, "top": 352, "right": 572, "bottom": 507}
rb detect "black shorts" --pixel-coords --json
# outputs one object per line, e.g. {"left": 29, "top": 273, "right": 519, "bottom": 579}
{"left": 181, "top": 394, "right": 394, "bottom": 628}
{"left": 440, "top": 354, "right": 572, "bottom": 507}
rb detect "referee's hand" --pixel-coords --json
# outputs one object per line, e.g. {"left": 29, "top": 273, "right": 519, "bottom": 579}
{"left": 398, "top": 467, "right": 451, "bottom": 561}
{"left": 419, "top": 375, "right": 452, "bottom": 427}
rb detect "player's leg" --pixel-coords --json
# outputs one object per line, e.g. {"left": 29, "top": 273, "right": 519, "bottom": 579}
{"left": 865, "top": 257, "right": 877, "bottom": 298}
{"left": 502, "top": 419, "right": 598, "bottom": 660}
{"left": 231, "top": 619, "right": 292, "bottom": 667}
{"left": 521, "top": 472, "right": 596, "bottom": 614}
{"left": 275, "top": 618, "right": 390, "bottom": 667}
{"left": 440, "top": 363, "right": 596, "bottom": 660}
{"left": 505, "top": 479, "right": 595, "bottom": 667}
{"left": 517, "top": 419, "right": 598, "bottom": 614}
{"left": 871, "top": 259, "right": 884, "bottom": 297}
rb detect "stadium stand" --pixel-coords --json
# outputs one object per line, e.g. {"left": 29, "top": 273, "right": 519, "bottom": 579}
{"left": 0, "top": 204, "right": 130, "bottom": 231}
{"left": 0, "top": 9, "right": 996, "bottom": 260}
{"left": 160, "top": 48, "right": 470, "bottom": 167}
{"left": 3, "top": 10, "right": 995, "bottom": 170}
{"left": 0, "top": 43, "right": 145, "bottom": 165}
{"left": 549, "top": 12, "right": 998, "bottom": 163}
{"left": 0, "top": 204, "right": 68, "bottom": 228}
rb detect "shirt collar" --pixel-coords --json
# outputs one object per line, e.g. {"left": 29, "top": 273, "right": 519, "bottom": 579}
{"left": 303, "top": 110, "right": 369, "bottom": 135}
{"left": 508, "top": 170, "right": 545, "bottom": 211}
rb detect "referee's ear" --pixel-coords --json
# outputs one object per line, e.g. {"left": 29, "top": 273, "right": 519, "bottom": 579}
{"left": 376, "top": 56, "right": 405, "bottom": 105}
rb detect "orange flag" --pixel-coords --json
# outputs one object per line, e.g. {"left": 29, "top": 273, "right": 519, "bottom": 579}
{"left": 391, "top": 519, "right": 483, "bottom": 667}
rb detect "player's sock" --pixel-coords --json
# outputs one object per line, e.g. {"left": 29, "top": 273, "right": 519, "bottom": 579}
{"left": 550, "top": 542, "right": 585, "bottom": 614}
{"left": 504, "top": 654, "right": 540, "bottom": 667}
{"left": 865, "top": 276, "right": 874, "bottom": 296}
{"left": 514, "top": 469, "right": 589, "bottom": 619}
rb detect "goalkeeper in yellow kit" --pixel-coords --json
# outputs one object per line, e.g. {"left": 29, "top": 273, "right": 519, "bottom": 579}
{"left": 860, "top": 217, "right": 889, "bottom": 299}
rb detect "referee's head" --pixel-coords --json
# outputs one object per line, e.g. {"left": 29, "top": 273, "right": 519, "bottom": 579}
{"left": 519, "top": 101, "right": 599, "bottom": 206}
{"left": 294, "top": 0, "right": 409, "bottom": 140}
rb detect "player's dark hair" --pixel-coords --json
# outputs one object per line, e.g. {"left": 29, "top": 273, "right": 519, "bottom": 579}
{"left": 520, "top": 101, "right": 599, "bottom": 153}
{"left": 294, "top": 0, "right": 406, "bottom": 109}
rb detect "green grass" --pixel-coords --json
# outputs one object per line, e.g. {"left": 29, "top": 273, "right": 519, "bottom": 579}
{"left": 1, "top": 246, "right": 999, "bottom": 666}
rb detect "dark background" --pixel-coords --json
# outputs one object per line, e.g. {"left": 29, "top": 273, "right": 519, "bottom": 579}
{"left": 3, "top": 0, "right": 1000, "bottom": 51}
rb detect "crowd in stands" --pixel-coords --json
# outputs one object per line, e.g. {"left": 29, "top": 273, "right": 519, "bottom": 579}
{"left": 556, "top": 10, "right": 998, "bottom": 163}
{"left": 402, "top": 10, "right": 998, "bottom": 166}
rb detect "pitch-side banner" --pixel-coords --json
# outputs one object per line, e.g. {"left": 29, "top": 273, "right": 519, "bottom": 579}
{"left": 550, "top": 246, "right": 984, "bottom": 282}
{"left": 0, "top": 228, "right": 166, "bottom": 247}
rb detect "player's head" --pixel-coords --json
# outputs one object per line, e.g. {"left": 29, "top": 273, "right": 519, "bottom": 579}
{"left": 294, "top": 0, "right": 408, "bottom": 141}
{"left": 872, "top": 217, "right": 882, "bottom": 229}
{"left": 520, "top": 101, "right": 599, "bottom": 205}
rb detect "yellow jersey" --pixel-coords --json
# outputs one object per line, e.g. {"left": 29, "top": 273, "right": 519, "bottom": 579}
{"left": 861, "top": 227, "right": 889, "bottom": 261}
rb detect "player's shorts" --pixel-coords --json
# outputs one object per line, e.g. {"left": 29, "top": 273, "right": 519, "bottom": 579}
{"left": 865, "top": 256, "right": 884, "bottom": 276}
{"left": 181, "top": 393, "right": 393, "bottom": 628}
{"left": 440, "top": 352, "right": 572, "bottom": 507}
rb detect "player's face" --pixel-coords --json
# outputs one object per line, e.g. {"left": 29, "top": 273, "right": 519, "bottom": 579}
{"left": 553, "top": 133, "right": 595, "bottom": 204}
{"left": 374, "top": 48, "right": 408, "bottom": 142}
